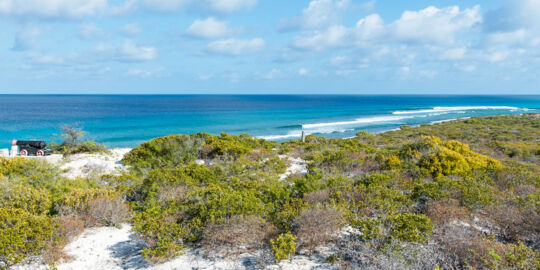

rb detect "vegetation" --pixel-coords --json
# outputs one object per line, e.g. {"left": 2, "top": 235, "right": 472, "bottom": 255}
{"left": 50, "top": 124, "right": 108, "bottom": 156}
{"left": 0, "top": 114, "right": 539, "bottom": 268}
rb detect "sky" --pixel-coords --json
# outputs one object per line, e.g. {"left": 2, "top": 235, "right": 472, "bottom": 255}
{"left": 1, "top": 0, "right": 539, "bottom": 94}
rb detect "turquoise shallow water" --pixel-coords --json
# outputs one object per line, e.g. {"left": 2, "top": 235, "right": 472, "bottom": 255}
{"left": 0, "top": 95, "right": 538, "bottom": 148}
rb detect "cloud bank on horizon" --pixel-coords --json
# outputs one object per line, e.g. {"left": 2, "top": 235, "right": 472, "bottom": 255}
{"left": 0, "top": 0, "right": 539, "bottom": 94}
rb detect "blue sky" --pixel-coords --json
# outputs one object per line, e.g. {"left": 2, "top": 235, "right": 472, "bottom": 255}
{"left": 1, "top": 0, "right": 539, "bottom": 94}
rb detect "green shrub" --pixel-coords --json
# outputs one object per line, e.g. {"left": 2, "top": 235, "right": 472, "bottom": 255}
{"left": 54, "top": 188, "right": 118, "bottom": 216}
{"left": 389, "top": 213, "right": 433, "bottom": 243}
{"left": 411, "top": 182, "right": 446, "bottom": 200}
{"left": 350, "top": 217, "right": 382, "bottom": 241}
{"left": 0, "top": 208, "right": 54, "bottom": 267}
{"left": 271, "top": 232, "right": 297, "bottom": 262}
{"left": 133, "top": 205, "right": 187, "bottom": 260}
{"left": 0, "top": 183, "right": 52, "bottom": 215}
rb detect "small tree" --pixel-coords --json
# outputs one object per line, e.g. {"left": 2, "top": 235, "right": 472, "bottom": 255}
{"left": 61, "top": 123, "right": 86, "bottom": 145}
{"left": 53, "top": 123, "right": 107, "bottom": 156}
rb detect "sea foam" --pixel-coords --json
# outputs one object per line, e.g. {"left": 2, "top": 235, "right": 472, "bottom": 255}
{"left": 393, "top": 106, "right": 526, "bottom": 115}
{"left": 302, "top": 115, "right": 413, "bottom": 129}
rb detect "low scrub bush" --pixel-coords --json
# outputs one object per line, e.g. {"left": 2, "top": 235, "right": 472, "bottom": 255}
{"left": 0, "top": 183, "right": 52, "bottom": 215}
{"left": 84, "top": 195, "right": 130, "bottom": 227}
{"left": 293, "top": 207, "right": 344, "bottom": 252}
{"left": 0, "top": 208, "right": 54, "bottom": 267}
{"left": 271, "top": 232, "right": 297, "bottom": 262}
{"left": 201, "top": 215, "right": 277, "bottom": 256}
{"left": 388, "top": 213, "right": 433, "bottom": 243}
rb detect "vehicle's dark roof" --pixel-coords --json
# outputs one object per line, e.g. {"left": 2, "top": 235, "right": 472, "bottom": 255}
{"left": 16, "top": 141, "right": 47, "bottom": 148}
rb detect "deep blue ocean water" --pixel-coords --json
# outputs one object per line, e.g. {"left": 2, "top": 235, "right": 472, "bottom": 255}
{"left": 0, "top": 95, "right": 538, "bottom": 149}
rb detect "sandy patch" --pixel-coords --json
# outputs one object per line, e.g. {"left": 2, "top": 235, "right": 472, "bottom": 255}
{"left": 41, "top": 148, "right": 131, "bottom": 178}
{"left": 279, "top": 155, "right": 308, "bottom": 181}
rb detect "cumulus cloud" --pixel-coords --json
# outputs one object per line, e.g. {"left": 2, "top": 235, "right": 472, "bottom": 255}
{"left": 0, "top": 0, "right": 109, "bottom": 18}
{"left": 117, "top": 40, "right": 157, "bottom": 61}
{"left": 206, "top": 38, "right": 265, "bottom": 55}
{"left": 289, "top": 5, "right": 482, "bottom": 51}
{"left": 390, "top": 5, "right": 482, "bottom": 45}
{"left": 94, "top": 40, "right": 158, "bottom": 62}
{"left": 352, "top": 14, "right": 385, "bottom": 46}
{"left": 278, "top": 0, "right": 349, "bottom": 31}
{"left": 186, "top": 17, "right": 233, "bottom": 39}
{"left": 292, "top": 25, "right": 348, "bottom": 50}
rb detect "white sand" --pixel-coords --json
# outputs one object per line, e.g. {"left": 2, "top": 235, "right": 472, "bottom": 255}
{"left": 41, "top": 148, "right": 131, "bottom": 178}
{"left": 279, "top": 155, "right": 308, "bottom": 181}
{"left": 14, "top": 223, "right": 337, "bottom": 270}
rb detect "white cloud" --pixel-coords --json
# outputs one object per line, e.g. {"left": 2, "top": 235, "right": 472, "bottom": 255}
{"left": 390, "top": 5, "right": 482, "bottom": 45}
{"left": 352, "top": 14, "right": 385, "bottom": 46}
{"left": 299, "top": 68, "right": 308, "bottom": 75}
{"left": 186, "top": 17, "right": 232, "bottom": 39}
{"left": 289, "top": 4, "right": 482, "bottom": 52}
{"left": 292, "top": 25, "right": 348, "bottom": 50}
{"left": 118, "top": 40, "right": 157, "bottom": 61}
{"left": 279, "top": 0, "right": 349, "bottom": 31}
{"left": 78, "top": 23, "right": 105, "bottom": 40}
{"left": 203, "top": 0, "right": 257, "bottom": 13}
{"left": 0, "top": 0, "right": 108, "bottom": 18}
{"left": 206, "top": 38, "right": 265, "bottom": 55}
{"left": 121, "top": 23, "right": 141, "bottom": 36}
{"left": 110, "top": 0, "right": 137, "bottom": 15}
{"left": 12, "top": 24, "right": 42, "bottom": 51}
{"left": 485, "top": 0, "right": 540, "bottom": 32}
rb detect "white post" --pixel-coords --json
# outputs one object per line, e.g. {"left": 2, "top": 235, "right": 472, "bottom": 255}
{"left": 301, "top": 130, "right": 305, "bottom": 143}
{"left": 10, "top": 140, "right": 18, "bottom": 157}
{"left": 10, "top": 145, "right": 18, "bottom": 157}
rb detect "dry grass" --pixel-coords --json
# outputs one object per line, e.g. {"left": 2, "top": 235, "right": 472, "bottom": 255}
{"left": 83, "top": 195, "right": 130, "bottom": 227}
{"left": 201, "top": 215, "right": 278, "bottom": 257}
{"left": 293, "top": 207, "right": 344, "bottom": 253}
{"left": 303, "top": 189, "right": 330, "bottom": 205}
{"left": 426, "top": 199, "right": 469, "bottom": 225}
{"left": 43, "top": 216, "right": 85, "bottom": 264}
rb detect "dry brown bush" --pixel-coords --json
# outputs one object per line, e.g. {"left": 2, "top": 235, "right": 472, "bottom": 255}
{"left": 426, "top": 199, "right": 469, "bottom": 225}
{"left": 303, "top": 189, "right": 329, "bottom": 205}
{"left": 201, "top": 215, "right": 278, "bottom": 257}
{"left": 83, "top": 195, "right": 130, "bottom": 227}
{"left": 293, "top": 207, "right": 344, "bottom": 253}
{"left": 433, "top": 225, "right": 512, "bottom": 269}
{"left": 485, "top": 204, "right": 539, "bottom": 247}
{"left": 43, "top": 216, "right": 85, "bottom": 264}
{"left": 359, "top": 160, "right": 380, "bottom": 173}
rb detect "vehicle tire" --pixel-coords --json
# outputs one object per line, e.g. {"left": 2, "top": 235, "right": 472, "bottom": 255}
{"left": 19, "top": 149, "right": 28, "bottom": 156}
{"left": 36, "top": 150, "right": 45, "bottom": 156}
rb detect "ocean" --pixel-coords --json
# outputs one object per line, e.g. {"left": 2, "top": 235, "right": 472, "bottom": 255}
{"left": 0, "top": 95, "right": 538, "bottom": 149}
